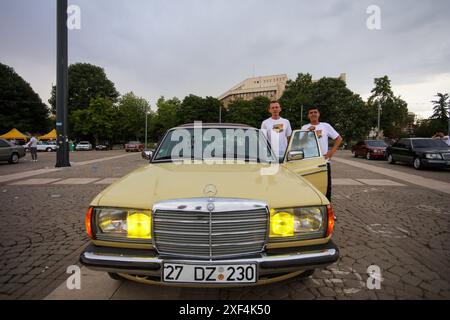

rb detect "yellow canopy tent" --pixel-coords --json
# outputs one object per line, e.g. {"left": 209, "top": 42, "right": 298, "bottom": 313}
{"left": 39, "top": 129, "right": 57, "bottom": 140}
{"left": 0, "top": 128, "right": 29, "bottom": 141}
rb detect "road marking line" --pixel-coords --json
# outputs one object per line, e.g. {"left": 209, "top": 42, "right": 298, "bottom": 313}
{"left": 333, "top": 178, "right": 364, "bottom": 186}
{"left": 356, "top": 179, "right": 406, "bottom": 186}
{"left": 9, "top": 178, "right": 63, "bottom": 185}
{"left": 334, "top": 157, "right": 450, "bottom": 195}
{"left": 94, "top": 178, "right": 119, "bottom": 185}
{"left": 53, "top": 178, "right": 100, "bottom": 185}
{"left": 0, "top": 153, "right": 136, "bottom": 184}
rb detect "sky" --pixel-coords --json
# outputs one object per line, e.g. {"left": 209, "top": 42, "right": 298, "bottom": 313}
{"left": 1, "top": 0, "right": 449, "bottom": 119}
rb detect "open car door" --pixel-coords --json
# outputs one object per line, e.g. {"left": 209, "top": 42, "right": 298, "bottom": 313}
{"left": 283, "top": 130, "right": 328, "bottom": 195}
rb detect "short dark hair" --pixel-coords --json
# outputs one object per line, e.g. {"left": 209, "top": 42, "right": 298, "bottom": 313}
{"left": 268, "top": 100, "right": 281, "bottom": 109}
{"left": 307, "top": 106, "right": 319, "bottom": 113}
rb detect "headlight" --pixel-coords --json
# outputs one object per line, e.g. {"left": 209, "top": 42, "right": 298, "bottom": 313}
{"left": 425, "top": 153, "right": 442, "bottom": 159}
{"left": 92, "top": 207, "right": 152, "bottom": 240}
{"left": 269, "top": 206, "right": 328, "bottom": 241}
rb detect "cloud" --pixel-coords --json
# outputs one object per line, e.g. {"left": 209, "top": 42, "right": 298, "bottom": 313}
{"left": 1, "top": 0, "right": 449, "bottom": 117}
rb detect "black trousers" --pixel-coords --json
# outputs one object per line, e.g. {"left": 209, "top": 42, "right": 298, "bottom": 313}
{"left": 326, "top": 163, "right": 332, "bottom": 202}
{"left": 30, "top": 147, "right": 37, "bottom": 160}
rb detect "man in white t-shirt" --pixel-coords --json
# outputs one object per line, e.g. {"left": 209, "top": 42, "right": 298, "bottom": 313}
{"left": 301, "top": 106, "right": 342, "bottom": 202}
{"left": 261, "top": 101, "right": 292, "bottom": 161}
{"left": 27, "top": 135, "right": 38, "bottom": 162}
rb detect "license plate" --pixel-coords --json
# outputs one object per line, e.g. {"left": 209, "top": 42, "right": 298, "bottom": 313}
{"left": 162, "top": 262, "right": 257, "bottom": 284}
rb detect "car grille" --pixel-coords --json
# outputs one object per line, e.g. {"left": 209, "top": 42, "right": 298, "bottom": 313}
{"left": 442, "top": 153, "right": 450, "bottom": 160}
{"left": 152, "top": 199, "right": 268, "bottom": 259}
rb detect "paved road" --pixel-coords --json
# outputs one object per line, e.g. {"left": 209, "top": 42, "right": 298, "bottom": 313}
{"left": 1, "top": 150, "right": 449, "bottom": 299}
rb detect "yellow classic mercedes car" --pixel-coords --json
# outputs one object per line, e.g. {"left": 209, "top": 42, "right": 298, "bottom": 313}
{"left": 80, "top": 123, "right": 338, "bottom": 286}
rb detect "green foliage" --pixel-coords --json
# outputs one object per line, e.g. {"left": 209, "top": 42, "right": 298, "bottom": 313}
{"left": 0, "top": 62, "right": 50, "bottom": 133}
{"left": 430, "top": 93, "right": 449, "bottom": 128}
{"left": 149, "top": 97, "right": 182, "bottom": 141}
{"left": 279, "top": 73, "right": 314, "bottom": 128}
{"left": 71, "top": 97, "right": 116, "bottom": 144}
{"left": 224, "top": 96, "right": 270, "bottom": 128}
{"left": 368, "top": 76, "right": 409, "bottom": 138}
{"left": 116, "top": 92, "right": 151, "bottom": 141}
{"left": 49, "top": 63, "right": 119, "bottom": 115}
{"left": 180, "top": 95, "right": 224, "bottom": 124}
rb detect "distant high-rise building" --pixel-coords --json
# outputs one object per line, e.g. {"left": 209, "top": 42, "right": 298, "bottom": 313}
{"left": 219, "top": 73, "right": 347, "bottom": 108}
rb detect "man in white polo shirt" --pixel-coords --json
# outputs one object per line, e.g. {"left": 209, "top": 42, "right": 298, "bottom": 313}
{"left": 261, "top": 100, "right": 292, "bottom": 161}
{"left": 301, "top": 106, "right": 342, "bottom": 202}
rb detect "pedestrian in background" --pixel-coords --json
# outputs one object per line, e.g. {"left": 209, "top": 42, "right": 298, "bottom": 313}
{"left": 27, "top": 135, "right": 38, "bottom": 162}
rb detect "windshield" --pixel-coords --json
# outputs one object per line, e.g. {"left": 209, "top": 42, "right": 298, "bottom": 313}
{"left": 412, "top": 139, "right": 449, "bottom": 149}
{"left": 128, "top": 141, "right": 141, "bottom": 144}
{"left": 366, "top": 140, "right": 388, "bottom": 147}
{"left": 153, "top": 127, "right": 276, "bottom": 163}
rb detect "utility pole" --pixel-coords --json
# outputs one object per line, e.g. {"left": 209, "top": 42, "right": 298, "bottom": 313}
{"left": 377, "top": 104, "right": 382, "bottom": 139}
{"left": 219, "top": 105, "right": 222, "bottom": 123}
{"left": 145, "top": 104, "right": 148, "bottom": 149}
{"left": 55, "top": 0, "right": 70, "bottom": 167}
{"left": 300, "top": 105, "right": 303, "bottom": 126}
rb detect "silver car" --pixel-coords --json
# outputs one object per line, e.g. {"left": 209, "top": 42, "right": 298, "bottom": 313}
{"left": 0, "top": 138, "right": 26, "bottom": 164}
{"left": 76, "top": 141, "right": 93, "bottom": 151}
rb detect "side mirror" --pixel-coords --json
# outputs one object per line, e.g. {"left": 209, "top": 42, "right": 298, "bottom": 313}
{"left": 141, "top": 150, "right": 153, "bottom": 161}
{"left": 287, "top": 150, "right": 304, "bottom": 161}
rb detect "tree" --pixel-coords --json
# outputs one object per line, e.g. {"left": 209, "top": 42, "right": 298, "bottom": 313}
{"left": 149, "top": 97, "right": 182, "bottom": 141}
{"left": 179, "top": 95, "right": 224, "bottom": 124}
{"left": 48, "top": 63, "right": 119, "bottom": 115}
{"left": 279, "top": 73, "right": 314, "bottom": 128}
{"left": 0, "top": 62, "right": 50, "bottom": 133}
{"left": 71, "top": 97, "right": 116, "bottom": 144}
{"left": 224, "top": 96, "right": 270, "bottom": 128}
{"left": 116, "top": 92, "right": 151, "bottom": 142}
{"left": 368, "top": 76, "right": 409, "bottom": 138}
{"left": 430, "top": 93, "right": 449, "bottom": 130}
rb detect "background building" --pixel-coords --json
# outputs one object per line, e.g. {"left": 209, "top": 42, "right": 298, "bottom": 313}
{"left": 219, "top": 73, "right": 347, "bottom": 108}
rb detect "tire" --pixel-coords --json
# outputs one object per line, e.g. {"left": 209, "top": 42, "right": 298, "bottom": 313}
{"left": 366, "top": 152, "right": 371, "bottom": 160}
{"left": 387, "top": 153, "right": 396, "bottom": 164}
{"left": 298, "top": 269, "right": 315, "bottom": 279}
{"left": 108, "top": 272, "right": 123, "bottom": 280}
{"left": 46, "top": 148, "right": 52, "bottom": 152}
{"left": 413, "top": 157, "right": 422, "bottom": 170}
{"left": 353, "top": 151, "right": 358, "bottom": 158}
{"left": 9, "top": 153, "right": 19, "bottom": 164}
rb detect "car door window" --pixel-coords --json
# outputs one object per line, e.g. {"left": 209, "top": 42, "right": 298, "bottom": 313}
{"left": 289, "top": 131, "right": 321, "bottom": 159}
{"left": 0, "top": 140, "right": 10, "bottom": 148}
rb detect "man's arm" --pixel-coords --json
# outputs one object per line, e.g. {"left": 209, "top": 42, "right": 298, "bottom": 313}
{"left": 325, "top": 136, "right": 342, "bottom": 160}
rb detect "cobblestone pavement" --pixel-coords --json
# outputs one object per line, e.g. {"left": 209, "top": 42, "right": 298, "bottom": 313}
{"left": 1, "top": 151, "right": 449, "bottom": 299}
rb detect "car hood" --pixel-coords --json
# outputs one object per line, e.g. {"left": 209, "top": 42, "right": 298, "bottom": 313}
{"left": 92, "top": 163, "right": 325, "bottom": 209}
{"left": 414, "top": 148, "right": 450, "bottom": 153}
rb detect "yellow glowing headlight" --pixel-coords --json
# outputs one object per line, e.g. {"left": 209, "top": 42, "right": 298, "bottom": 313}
{"left": 96, "top": 208, "right": 152, "bottom": 240}
{"left": 127, "top": 212, "right": 151, "bottom": 239}
{"left": 270, "top": 209, "right": 295, "bottom": 237}
{"left": 269, "top": 207, "right": 325, "bottom": 238}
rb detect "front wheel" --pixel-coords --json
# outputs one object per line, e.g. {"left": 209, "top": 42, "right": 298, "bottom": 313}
{"left": 353, "top": 151, "right": 358, "bottom": 158}
{"left": 9, "top": 153, "right": 19, "bottom": 164}
{"left": 366, "top": 152, "right": 371, "bottom": 160}
{"left": 413, "top": 157, "right": 422, "bottom": 170}
{"left": 387, "top": 153, "right": 396, "bottom": 164}
{"left": 46, "top": 148, "right": 52, "bottom": 152}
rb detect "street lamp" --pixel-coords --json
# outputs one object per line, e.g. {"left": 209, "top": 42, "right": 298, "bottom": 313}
{"left": 377, "top": 104, "right": 382, "bottom": 139}
{"left": 219, "top": 105, "right": 222, "bottom": 123}
{"left": 145, "top": 104, "right": 149, "bottom": 149}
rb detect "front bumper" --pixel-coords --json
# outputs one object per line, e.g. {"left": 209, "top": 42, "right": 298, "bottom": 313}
{"left": 80, "top": 241, "right": 339, "bottom": 284}
{"left": 422, "top": 159, "right": 450, "bottom": 168}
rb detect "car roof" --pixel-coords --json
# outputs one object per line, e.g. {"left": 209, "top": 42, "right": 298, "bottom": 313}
{"left": 174, "top": 123, "right": 253, "bottom": 129}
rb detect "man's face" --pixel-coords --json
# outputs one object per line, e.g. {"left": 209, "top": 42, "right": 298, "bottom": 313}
{"left": 269, "top": 103, "right": 281, "bottom": 116}
{"left": 308, "top": 108, "right": 320, "bottom": 122}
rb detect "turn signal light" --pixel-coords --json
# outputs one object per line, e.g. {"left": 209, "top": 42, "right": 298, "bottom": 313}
{"left": 326, "top": 205, "right": 335, "bottom": 237}
{"left": 85, "top": 207, "right": 93, "bottom": 239}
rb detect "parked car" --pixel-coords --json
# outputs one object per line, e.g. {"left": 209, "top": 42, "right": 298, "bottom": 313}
{"left": 95, "top": 144, "right": 109, "bottom": 151}
{"left": 36, "top": 140, "right": 57, "bottom": 152}
{"left": 352, "top": 140, "right": 388, "bottom": 160}
{"left": 75, "top": 141, "right": 93, "bottom": 151}
{"left": 0, "top": 138, "right": 26, "bottom": 164}
{"left": 80, "top": 123, "right": 338, "bottom": 286}
{"left": 125, "top": 141, "right": 144, "bottom": 152}
{"left": 386, "top": 138, "right": 450, "bottom": 170}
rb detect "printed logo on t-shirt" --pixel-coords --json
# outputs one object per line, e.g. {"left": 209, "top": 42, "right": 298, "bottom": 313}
{"left": 272, "top": 124, "right": 284, "bottom": 133}
{"left": 316, "top": 130, "right": 322, "bottom": 139}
